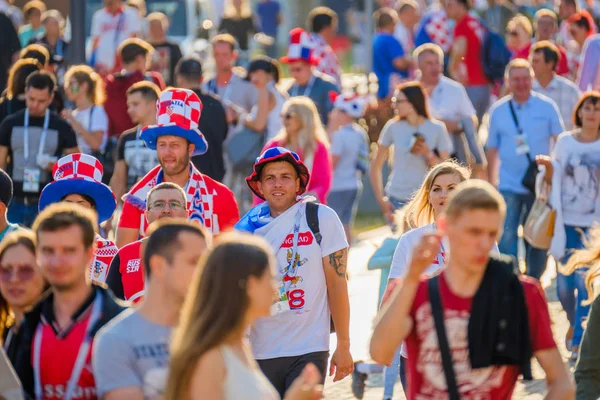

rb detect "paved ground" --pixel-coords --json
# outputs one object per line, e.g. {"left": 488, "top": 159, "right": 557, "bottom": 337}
{"left": 323, "top": 228, "right": 574, "bottom": 399}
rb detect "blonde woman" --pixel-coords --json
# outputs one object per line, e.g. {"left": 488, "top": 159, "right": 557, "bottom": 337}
{"left": 61, "top": 65, "right": 108, "bottom": 155}
{"left": 353, "top": 161, "right": 471, "bottom": 399}
{"left": 507, "top": 14, "right": 534, "bottom": 59}
{"left": 259, "top": 96, "right": 332, "bottom": 203}
{"left": 567, "top": 227, "right": 600, "bottom": 397}
{"left": 165, "top": 233, "right": 322, "bottom": 400}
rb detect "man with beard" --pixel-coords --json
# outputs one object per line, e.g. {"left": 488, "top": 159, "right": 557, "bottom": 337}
{"left": 116, "top": 88, "right": 239, "bottom": 248}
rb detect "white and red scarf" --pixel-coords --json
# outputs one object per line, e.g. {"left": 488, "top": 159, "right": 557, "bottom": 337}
{"left": 90, "top": 234, "right": 118, "bottom": 284}
{"left": 122, "top": 163, "right": 214, "bottom": 230}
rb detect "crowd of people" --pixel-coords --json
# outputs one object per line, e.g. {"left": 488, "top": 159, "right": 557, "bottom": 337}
{"left": 0, "top": 0, "right": 599, "bottom": 399}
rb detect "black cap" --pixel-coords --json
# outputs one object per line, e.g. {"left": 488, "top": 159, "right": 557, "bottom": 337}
{"left": 0, "top": 169, "right": 13, "bottom": 207}
{"left": 175, "top": 56, "right": 203, "bottom": 82}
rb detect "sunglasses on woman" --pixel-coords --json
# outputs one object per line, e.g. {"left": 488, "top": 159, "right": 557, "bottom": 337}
{"left": 0, "top": 264, "right": 36, "bottom": 282}
{"left": 282, "top": 112, "right": 297, "bottom": 120}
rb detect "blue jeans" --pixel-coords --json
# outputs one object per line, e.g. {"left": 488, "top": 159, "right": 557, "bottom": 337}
{"left": 388, "top": 197, "right": 408, "bottom": 233}
{"left": 383, "top": 347, "right": 401, "bottom": 398}
{"left": 7, "top": 200, "right": 38, "bottom": 227}
{"left": 499, "top": 190, "right": 549, "bottom": 280}
{"left": 558, "top": 225, "right": 591, "bottom": 347}
{"left": 399, "top": 356, "right": 408, "bottom": 395}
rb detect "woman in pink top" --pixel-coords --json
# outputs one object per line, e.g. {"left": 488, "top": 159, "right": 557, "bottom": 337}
{"left": 257, "top": 96, "right": 332, "bottom": 204}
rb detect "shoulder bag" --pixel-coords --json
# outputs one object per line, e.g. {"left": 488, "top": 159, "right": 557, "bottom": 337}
{"left": 508, "top": 101, "right": 538, "bottom": 193}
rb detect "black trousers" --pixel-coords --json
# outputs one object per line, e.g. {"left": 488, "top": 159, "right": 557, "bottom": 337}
{"left": 257, "top": 351, "right": 329, "bottom": 397}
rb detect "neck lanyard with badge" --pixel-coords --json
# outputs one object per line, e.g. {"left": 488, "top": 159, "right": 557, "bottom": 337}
{"left": 291, "top": 74, "right": 316, "bottom": 97}
{"left": 33, "top": 290, "right": 103, "bottom": 400}
{"left": 271, "top": 210, "right": 303, "bottom": 316}
{"left": 23, "top": 109, "right": 50, "bottom": 194}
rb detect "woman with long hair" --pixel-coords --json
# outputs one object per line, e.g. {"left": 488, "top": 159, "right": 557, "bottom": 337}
{"left": 259, "top": 96, "right": 332, "bottom": 204}
{"left": 0, "top": 58, "right": 42, "bottom": 123}
{"left": 0, "top": 230, "right": 47, "bottom": 361}
{"left": 353, "top": 160, "right": 471, "bottom": 399}
{"left": 537, "top": 91, "right": 600, "bottom": 360}
{"left": 244, "top": 56, "right": 288, "bottom": 142}
{"left": 165, "top": 233, "right": 322, "bottom": 400}
{"left": 370, "top": 81, "right": 452, "bottom": 229}
{"left": 566, "top": 227, "right": 600, "bottom": 397}
{"left": 61, "top": 65, "right": 109, "bottom": 155}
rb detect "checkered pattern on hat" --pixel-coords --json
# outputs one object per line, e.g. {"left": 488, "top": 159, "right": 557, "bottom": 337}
{"left": 285, "top": 28, "right": 316, "bottom": 63}
{"left": 329, "top": 91, "right": 366, "bottom": 119}
{"left": 52, "top": 154, "right": 104, "bottom": 183}
{"left": 155, "top": 89, "right": 203, "bottom": 131}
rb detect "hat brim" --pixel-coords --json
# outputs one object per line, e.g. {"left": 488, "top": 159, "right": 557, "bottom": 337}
{"left": 280, "top": 56, "right": 320, "bottom": 66}
{"left": 245, "top": 153, "right": 310, "bottom": 200}
{"left": 141, "top": 125, "right": 209, "bottom": 154}
{"left": 39, "top": 179, "right": 117, "bottom": 223}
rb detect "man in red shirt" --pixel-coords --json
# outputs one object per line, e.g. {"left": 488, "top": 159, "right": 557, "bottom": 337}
{"left": 370, "top": 180, "right": 574, "bottom": 399}
{"left": 10, "top": 203, "right": 124, "bottom": 400}
{"left": 116, "top": 88, "right": 239, "bottom": 247}
{"left": 103, "top": 38, "right": 165, "bottom": 138}
{"left": 106, "top": 182, "right": 188, "bottom": 302}
{"left": 446, "top": 0, "right": 490, "bottom": 122}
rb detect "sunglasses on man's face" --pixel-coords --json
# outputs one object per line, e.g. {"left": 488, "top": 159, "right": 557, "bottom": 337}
{"left": 0, "top": 264, "right": 36, "bottom": 282}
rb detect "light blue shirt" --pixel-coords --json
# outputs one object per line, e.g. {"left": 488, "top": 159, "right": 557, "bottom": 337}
{"left": 486, "top": 92, "right": 565, "bottom": 194}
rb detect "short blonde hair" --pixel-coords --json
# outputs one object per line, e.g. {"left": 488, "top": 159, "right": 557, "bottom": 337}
{"left": 147, "top": 11, "right": 169, "bottom": 30}
{"left": 534, "top": 8, "right": 557, "bottom": 23}
{"left": 414, "top": 43, "right": 444, "bottom": 64}
{"left": 504, "top": 58, "right": 534, "bottom": 80}
{"left": 23, "top": 0, "right": 46, "bottom": 17}
{"left": 445, "top": 180, "right": 506, "bottom": 222}
{"left": 508, "top": 14, "right": 533, "bottom": 36}
{"left": 211, "top": 33, "right": 238, "bottom": 52}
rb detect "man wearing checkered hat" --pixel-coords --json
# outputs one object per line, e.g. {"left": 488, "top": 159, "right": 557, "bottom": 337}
{"left": 115, "top": 88, "right": 240, "bottom": 248}
{"left": 282, "top": 27, "right": 339, "bottom": 125}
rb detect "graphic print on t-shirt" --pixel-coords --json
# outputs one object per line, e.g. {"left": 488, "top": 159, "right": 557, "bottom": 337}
{"left": 561, "top": 152, "right": 600, "bottom": 216}
{"left": 413, "top": 303, "right": 507, "bottom": 396}
{"left": 278, "top": 231, "right": 313, "bottom": 311}
{"left": 123, "top": 140, "right": 159, "bottom": 188}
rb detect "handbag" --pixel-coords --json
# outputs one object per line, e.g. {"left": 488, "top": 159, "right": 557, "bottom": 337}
{"left": 508, "top": 101, "right": 538, "bottom": 193}
{"left": 224, "top": 126, "right": 265, "bottom": 172}
{"left": 523, "top": 182, "right": 556, "bottom": 250}
{"left": 428, "top": 275, "right": 461, "bottom": 400}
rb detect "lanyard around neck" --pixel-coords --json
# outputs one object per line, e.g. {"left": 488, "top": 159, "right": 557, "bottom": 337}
{"left": 23, "top": 108, "right": 50, "bottom": 164}
{"left": 33, "top": 290, "right": 103, "bottom": 400}
{"left": 291, "top": 74, "right": 316, "bottom": 98}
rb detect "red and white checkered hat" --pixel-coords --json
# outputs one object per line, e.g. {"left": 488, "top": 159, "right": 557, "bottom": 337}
{"left": 280, "top": 27, "right": 320, "bottom": 65}
{"left": 329, "top": 91, "right": 366, "bottom": 118}
{"left": 39, "top": 153, "right": 117, "bottom": 222}
{"left": 140, "top": 88, "right": 209, "bottom": 154}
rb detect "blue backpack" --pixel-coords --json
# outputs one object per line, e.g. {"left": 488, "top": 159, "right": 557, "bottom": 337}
{"left": 480, "top": 27, "right": 511, "bottom": 83}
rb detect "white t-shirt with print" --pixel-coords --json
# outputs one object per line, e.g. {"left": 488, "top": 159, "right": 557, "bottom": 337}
{"left": 553, "top": 131, "right": 600, "bottom": 227}
{"left": 250, "top": 204, "right": 348, "bottom": 359}
{"left": 72, "top": 105, "right": 109, "bottom": 155}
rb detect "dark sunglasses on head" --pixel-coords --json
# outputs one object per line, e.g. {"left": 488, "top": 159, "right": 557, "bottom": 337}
{"left": 0, "top": 264, "right": 36, "bottom": 282}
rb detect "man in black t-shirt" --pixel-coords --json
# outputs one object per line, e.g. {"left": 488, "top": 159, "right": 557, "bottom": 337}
{"left": 109, "top": 81, "right": 161, "bottom": 201}
{"left": 0, "top": 71, "right": 78, "bottom": 227}
{"left": 175, "top": 57, "right": 228, "bottom": 182}
{"left": 147, "top": 12, "right": 183, "bottom": 86}
{"left": 0, "top": 11, "right": 21, "bottom": 94}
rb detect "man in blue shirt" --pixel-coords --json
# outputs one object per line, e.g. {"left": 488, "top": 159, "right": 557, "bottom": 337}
{"left": 373, "top": 8, "right": 413, "bottom": 99}
{"left": 256, "top": 0, "right": 281, "bottom": 58}
{"left": 486, "top": 58, "right": 565, "bottom": 280}
{"left": 0, "top": 169, "right": 21, "bottom": 242}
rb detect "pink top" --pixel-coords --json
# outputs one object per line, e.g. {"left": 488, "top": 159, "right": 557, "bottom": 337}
{"left": 253, "top": 139, "right": 332, "bottom": 205}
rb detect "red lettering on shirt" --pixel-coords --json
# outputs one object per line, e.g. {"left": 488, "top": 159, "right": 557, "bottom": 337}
{"left": 280, "top": 232, "right": 314, "bottom": 248}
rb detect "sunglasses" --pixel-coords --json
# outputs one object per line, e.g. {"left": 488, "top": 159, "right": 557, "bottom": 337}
{"left": 0, "top": 264, "right": 36, "bottom": 282}
{"left": 507, "top": 30, "right": 519, "bottom": 36}
{"left": 282, "top": 112, "right": 297, "bottom": 120}
{"left": 391, "top": 97, "right": 408, "bottom": 104}
{"left": 289, "top": 67, "right": 304, "bottom": 74}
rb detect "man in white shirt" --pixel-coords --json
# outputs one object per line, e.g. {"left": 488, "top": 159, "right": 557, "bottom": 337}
{"left": 531, "top": 41, "right": 582, "bottom": 131}
{"left": 415, "top": 43, "right": 486, "bottom": 176}
{"left": 235, "top": 147, "right": 352, "bottom": 398}
{"left": 90, "top": 0, "right": 142, "bottom": 75}
{"left": 394, "top": 0, "right": 420, "bottom": 56}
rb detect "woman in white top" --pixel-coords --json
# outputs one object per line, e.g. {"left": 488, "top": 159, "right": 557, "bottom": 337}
{"left": 165, "top": 233, "right": 322, "bottom": 400}
{"left": 536, "top": 91, "right": 600, "bottom": 361}
{"left": 61, "top": 65, "right": 109, "bottom": 155}
{"left": 244, "top": 56, "right": 288, "bottom": 142}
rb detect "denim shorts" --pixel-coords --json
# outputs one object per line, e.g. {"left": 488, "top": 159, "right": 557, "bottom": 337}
{"left": 328, "top": 188, "right": 361, "bottom": 225}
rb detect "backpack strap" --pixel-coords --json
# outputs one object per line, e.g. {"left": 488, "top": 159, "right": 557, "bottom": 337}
{"left": 428, "top": 275, "right": 460, "bottom": 400}
{"left": 305, "top": 202, "right": 322, "bottom": 246}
